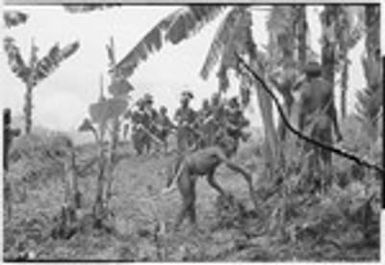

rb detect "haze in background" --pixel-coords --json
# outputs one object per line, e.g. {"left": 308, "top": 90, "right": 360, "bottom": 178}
{"left": 1, "top": 5, "right": 368, "bottom": 142}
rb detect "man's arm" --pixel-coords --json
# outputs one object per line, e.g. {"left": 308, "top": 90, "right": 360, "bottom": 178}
{"left": 190, "top": 109, "right": 201, "bottom": 128}
{"left": 217, "top": 151, "right": 257, "bottom": 206}
{"left": 167, "top": 116, "right": 177, "bottom": 130}
{"left": 216, "top": 150, "right": 254, "bottom": 191}
{"left": 173, "top": 109, "right": 181, "bottom": 124}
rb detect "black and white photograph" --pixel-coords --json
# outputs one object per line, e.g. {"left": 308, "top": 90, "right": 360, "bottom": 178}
{"left": 1, "top": 0, "right": 383, "bottom": 262}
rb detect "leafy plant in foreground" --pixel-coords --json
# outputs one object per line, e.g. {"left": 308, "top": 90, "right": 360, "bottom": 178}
{"left": 78, "top": 37, "right": 133, "bottom": 229}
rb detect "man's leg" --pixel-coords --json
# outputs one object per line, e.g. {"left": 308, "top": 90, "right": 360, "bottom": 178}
{"left": 177, "top": 128, "right": 185, "bottom": 152}
{"left": 175, "top": 169, "right": 196, "bottom": 230}
{"left": 132, "top": 132, "right": 142, "bottom": 155}
{"left": 207, "top": 170, "right": 227, "bottom": 197}
{"left": 312, "top": 116, "right": 333, "bottom": 193}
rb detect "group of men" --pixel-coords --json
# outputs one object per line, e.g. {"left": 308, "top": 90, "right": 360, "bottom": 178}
{"left": 127, "top": 90, "right": 251, "bottom": 156}
{"left": 127, "top": 93, "right": 172, "bottom": 155}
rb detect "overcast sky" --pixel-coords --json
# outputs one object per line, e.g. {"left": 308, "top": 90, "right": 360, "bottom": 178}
{"left": 0, "top": 5, "right": 373, "bottom": 136}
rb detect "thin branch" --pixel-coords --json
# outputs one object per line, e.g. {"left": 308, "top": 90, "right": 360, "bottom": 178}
{"left": 235, "top": 53, "right": 384, "bottom": 174}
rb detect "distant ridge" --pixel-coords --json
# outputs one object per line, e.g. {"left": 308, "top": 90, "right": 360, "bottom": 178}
{"left": 8, "top": 114, "right": 93, "bottom": 145}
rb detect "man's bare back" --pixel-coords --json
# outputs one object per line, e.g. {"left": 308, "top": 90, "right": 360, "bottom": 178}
{"left": 161, "top": 139, "right": 256, "bottom": 229}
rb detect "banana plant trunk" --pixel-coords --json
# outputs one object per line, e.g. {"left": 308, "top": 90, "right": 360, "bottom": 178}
{"left": 104, "top": 37, "right": 121, "bottom": 208}
{"left": 365, "top": 6, "right": 380, "bottom": 59}
{"left": 54, "top": 142, "right": 82, "bottom": 239}
{"left": 250, "top": 55, "right": 281, "bottom": 176}
{"left": 297, "top": 5, "right": 307, "bottom": 67}
{"left": 62, "top": 149, "right": 79, "bottom": 222}
{"left": 69, "top": 149, "right": 82, "bottom": 208}
{"left": 340, "top": 58, "right": 348, "bottom": 119}
{"left": 364, "top": 5, "right": 381, "bottom": 136}
{"left": 336, "top": 6, "right": 349, "bottom": 120}
{"left": 321, "top": 6, "right": 337, "bottom": 87}
{"left": 105, "top": 118, "right": 120, "bottom": 206}
{"left": 93, "top": 118, "right": 120, "bottom": 227}
{"left": 93, "top": 131, "right": 107, "bottom": 227}
{"left": 24, "top": 84, "right": 33, "bottom": 134}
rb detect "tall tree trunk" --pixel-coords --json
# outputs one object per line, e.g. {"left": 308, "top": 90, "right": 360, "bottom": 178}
{"left": 321, "top": 6, "right": 337, "bottom": 87}
{"left": 64, "top": 151, "right": 79, "bottom": 210}
{"left": 365, "top": 5, "right": 380, "bottom": 58}
{"left": 105, "top": 118, "right": 119, "bottom": 206}
{"left": 278, "top": 5, "right": 306, "bottom": 145}
{"left": 297, "top": 5, "right": 307, "bottom": 67}
{"left": 24, "top": 84, "right": 33, "bottom": 134}
{"left": 335, "top": 6, "right": 351, "bottom": 120}
{"left": 4, "top": 109, "right": 12, "bottom": 221}
{"left": 24, "top": 40, "right": 38, "bottom": 134}
{"left": 250, "top": 55, "right": 281, "bottom": 176}
{"left": 63, "top": 149, "right": 79, "bottom": 213}
{"left": 104, "top": 37, "right": 121, "bottom": 207}
{"left": 69, "top": 149, "right": 82, "bottom": 208}
{"left": 340, "top": 57, "right": 348, "bottom": 118}
{"left": 364, "top": 5, "right": 381, "bottom": 137}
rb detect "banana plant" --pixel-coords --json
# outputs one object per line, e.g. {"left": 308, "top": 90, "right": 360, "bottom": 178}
{"left": 105, "top": 37, "right": 134, "bottom": 208}
{"left": 79, "top": 77, "right": 128, "bottom": 226}
{"left": 3, "top": 37, "right": 79, "bottom": 134}
{"left": 78, "top": 38, "right": 133, "bottom": 226}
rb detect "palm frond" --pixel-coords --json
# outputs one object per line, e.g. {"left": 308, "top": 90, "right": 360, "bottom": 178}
{"left": 78, "top": 118, "right": 96, "bottom": 133}
{"left": 334, "top": 6, "right": 364, "bottom": 64}
{"left": 355, "top": 86, "right": 383, "bottom": 126}
{"left": 165, "top": 5, "right": 225, "bottom": 44}
{"left": 34, "top": 41, "right": 80, "bottom": 84}
{"left": 108, "top": 78, "right": 135, "bottom": 97}
{"left": 114, "top": 5, "right": 225, "bottom": 78}
{"left": 113, "top": 13, "right": 173, "bottom": 78}
{"left": 60, "top": 41, "right": 80, "bottom": 60}
{"left": 201, "top": 7, "right": 255, "bottom": 80}
{"left": 361, "top": 54, "right": 382, "bottom": 89}
{"left": 266, "top": 6, "right": 294, "bottom": 36}
{"left": 217, "top": 64, "right": 229, "bottom": 92}
{"left": 34, "top": 45, "right": 60, "bottom": 82}
{"left": 266, "top": 6, "right": 298, "bottom": 67}
{"left": 3, "top": 37, "right": 30, "bottom": 82}
{"left": 200, "top": 7, "right": 241, "bottom": 80}
{"left": 3, "top": 10, "right": 28, "bottom": 28}
{"left": 89, "top": 98, "right": 128, "bottom": 126}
